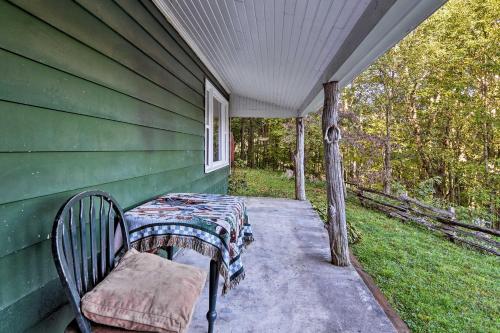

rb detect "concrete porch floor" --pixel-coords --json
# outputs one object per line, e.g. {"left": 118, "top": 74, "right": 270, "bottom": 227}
{"left": 176, "top": 197, "right": 396, "bottom": 333}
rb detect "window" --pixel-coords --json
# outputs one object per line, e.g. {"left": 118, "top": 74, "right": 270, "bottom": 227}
{"left": 205, "top": 80, "right": 229, "bottom": 172}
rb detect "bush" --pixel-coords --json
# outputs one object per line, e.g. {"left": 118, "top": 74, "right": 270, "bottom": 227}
{"left": 228, "top": 170, "right": 248, "bottom": 193}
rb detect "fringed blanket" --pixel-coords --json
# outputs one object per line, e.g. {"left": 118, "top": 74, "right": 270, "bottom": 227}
{"left": 125, "top": 193, "right": 254, "bottom": 294}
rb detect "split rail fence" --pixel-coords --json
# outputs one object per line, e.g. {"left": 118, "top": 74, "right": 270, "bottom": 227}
{"left": 346, "top": 183, "right": 499, "bottom": 256}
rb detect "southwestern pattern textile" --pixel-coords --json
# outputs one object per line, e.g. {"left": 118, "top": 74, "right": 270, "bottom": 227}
{"left": 125, "top": 193, "right": 254, "bottom": 294}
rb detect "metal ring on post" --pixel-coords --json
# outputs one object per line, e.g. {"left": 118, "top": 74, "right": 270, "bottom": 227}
{"left": 324, "top": 123, "right": 342, "bottom": 144}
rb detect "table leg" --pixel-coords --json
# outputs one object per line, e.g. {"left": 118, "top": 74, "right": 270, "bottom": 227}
{"left": 206, "top": 260, "right": 219, "bottom": 333}
{"left": 166, "top": 246, "right": 173, "bottom": 260}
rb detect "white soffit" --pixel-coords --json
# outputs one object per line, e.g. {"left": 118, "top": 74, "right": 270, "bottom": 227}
{"left": 154, "top": 0, "right": 446, "bottom": 118}
{"left": 230, "top": 94, "right": 297, "bottom": 118}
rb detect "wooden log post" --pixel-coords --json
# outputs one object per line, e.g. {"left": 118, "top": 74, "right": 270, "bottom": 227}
{"left": 295, "top": 117, "right": 306, "bottom": 201}
{"left": 322, "top": 81, "right": 350, "bottom": 266}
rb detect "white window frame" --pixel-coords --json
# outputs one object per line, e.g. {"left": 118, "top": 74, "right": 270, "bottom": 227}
{"left": 205, "top": 79, "right": 229, "bottom": 173}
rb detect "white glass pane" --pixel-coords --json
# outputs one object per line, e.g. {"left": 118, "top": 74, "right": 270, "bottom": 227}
{"left": 206, "top": 128, "right": 210, "bottom": 164}
{"left": 213, "top": 98, "right": 222, "bottom": 162}
{"left": 205, "top": 91, "right": 210, "bottom": 166}
{"left": 205, "top": 92, "right": 209, "bottom": 124}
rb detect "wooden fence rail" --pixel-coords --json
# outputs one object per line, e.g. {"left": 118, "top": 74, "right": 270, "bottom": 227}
{"left": 346, "top": 182, "right": 499, "bottom": 256}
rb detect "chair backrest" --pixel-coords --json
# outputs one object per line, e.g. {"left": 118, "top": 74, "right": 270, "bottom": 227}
{"left": 52, "top": 191, "right": 130, "bottom": 332}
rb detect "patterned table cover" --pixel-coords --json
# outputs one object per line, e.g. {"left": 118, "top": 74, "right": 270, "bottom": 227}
{"left": 124, "top": 193, "right": 253, "bottom": 294}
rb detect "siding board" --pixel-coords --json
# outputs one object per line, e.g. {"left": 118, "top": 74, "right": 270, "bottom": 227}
{"left": 75, "top": 0, "right": 203, "bottom": 93}
{"left": 3, "top": 0, "right": 204, "bottom": 115}
{"left": 0, "top": 167, "right": 228, "bottom": 259}
{"left": 0, "top": 49, "right": 204, "bottom": 123}
{"left": 115, "top": 0, "right": 205, "bottom": 82}
{"left": 0, "top": 151, "right": 203, "bottom": 205}
{"left": 0, "top": 241, "right": 55, "bottom": 311}
{"left": 0, "top": 101, "right": 203, "bottom": 152}
{"left": 0, "top": 0, "right": 229, "bottom": 330}
{"left": 0, "top": 278, "right": 67, "bottom": 333}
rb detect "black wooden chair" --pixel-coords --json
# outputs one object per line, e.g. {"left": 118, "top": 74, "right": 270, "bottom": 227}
{"left": 52, "top": 190, "right": 130, "bottom": 332}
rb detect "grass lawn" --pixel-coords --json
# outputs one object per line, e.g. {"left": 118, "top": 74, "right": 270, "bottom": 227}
{"left": 230, "top": 168, "right": 499, "bottom": 333}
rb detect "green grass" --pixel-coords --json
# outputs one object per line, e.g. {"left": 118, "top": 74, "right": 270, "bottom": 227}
{"left": 230, "top": 168, "right": 500, "bottom": 333}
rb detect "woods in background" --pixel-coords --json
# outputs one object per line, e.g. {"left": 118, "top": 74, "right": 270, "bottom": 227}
{"left": 231, "top": 0, "right": 499, "bottom": 227}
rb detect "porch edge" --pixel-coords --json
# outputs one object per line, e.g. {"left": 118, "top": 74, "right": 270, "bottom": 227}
{"left": 350, "top": 253, "right": 411, "bottom": 333}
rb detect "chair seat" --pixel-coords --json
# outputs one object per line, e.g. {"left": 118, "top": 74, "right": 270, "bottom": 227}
{"left": 65, "top": 319, "right": 146, "bottom": 332}
{"left": 78, "top": 249, "right": 207, "bottom": 333}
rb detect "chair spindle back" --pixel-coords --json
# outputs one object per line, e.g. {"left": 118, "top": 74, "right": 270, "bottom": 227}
{"left": 52, "top": 191, "right": 130, "bottom": 332}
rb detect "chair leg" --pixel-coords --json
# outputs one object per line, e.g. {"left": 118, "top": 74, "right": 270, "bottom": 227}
{"left": 166, "top": 246, "right": 173, "bottom": 260}
{"left": 206, "top": 260, "right": 219, "bottom": 333}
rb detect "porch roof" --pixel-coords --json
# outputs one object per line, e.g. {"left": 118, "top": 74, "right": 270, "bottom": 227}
{"left": 154, "top": 0, "right": 446, "bottom": 118}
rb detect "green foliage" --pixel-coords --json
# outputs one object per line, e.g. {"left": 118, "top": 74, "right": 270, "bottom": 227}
{"left": 415, "top": 176, "right": 443, "bottom": 203}
{"left": 228, "top": 169, "right": 248, "bottom": 194}
{"left": 231, "top": 118, "right": 295, "bottom": 171}
{"left": 391, "top": 180, "right": 408, "bottom": 196}
{"left": 230, "top": 168, "right": 500, "bottom": 333}
{"left": 342, "top": 0, "right": 499, "bottom": 222}
{"left": 229, "top": 168, "right": 297, "bottom": 198}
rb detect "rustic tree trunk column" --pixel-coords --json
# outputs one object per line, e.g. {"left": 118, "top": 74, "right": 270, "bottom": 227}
{"left": 295, "top": 117, "right": 306, "bottom": 201}
{"left": 322, "top": 81, "right": 350, "bottom": 266}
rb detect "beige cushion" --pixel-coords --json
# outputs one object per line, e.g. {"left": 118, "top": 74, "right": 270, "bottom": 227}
{"left": 81, "top": 249, "right": 207, "bottom": 333}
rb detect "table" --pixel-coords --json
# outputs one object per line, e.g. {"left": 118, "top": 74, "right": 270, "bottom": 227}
{"left": 124, "top": 193, "right": 254, "bottom": 332}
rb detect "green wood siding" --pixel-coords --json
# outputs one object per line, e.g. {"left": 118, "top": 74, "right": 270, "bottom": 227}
{"left": 0, "top": 0, "right": 229, "bottom": 331}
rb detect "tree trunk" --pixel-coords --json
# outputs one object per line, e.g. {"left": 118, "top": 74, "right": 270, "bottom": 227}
{"left": 295, "top": 117, "right": 306, "bottom": 201}
{"left": 263, "top": 123, "right": 269, "bottom": 168}
{"left": 240, "top": 118, "right": 246, "bottom": 161}
{"left": 383, "top": 105, "right": 392, "bottom": 194}
{"left": 322, "top": 81, "right": 350, "bottom": 266}
{"left": 407, "top": 83, "right": 431, "bottom": 179}
{"left": 247, "top": 119, "right": 254, "bottom": 168}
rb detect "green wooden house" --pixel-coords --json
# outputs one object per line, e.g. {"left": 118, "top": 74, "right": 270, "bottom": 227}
{"left": 0, "top": 0, "right": 446, "bottom": 331}
{"left": 0, "top": 1, "right": 231, "bottom": 330}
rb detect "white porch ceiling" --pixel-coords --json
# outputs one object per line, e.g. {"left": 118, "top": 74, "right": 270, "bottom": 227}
{"left": 154, "top": 0, "right": 446, "bottom": 118}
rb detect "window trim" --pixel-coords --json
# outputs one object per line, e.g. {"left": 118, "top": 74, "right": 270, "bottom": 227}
{"left": 205, "top": 79, "right": 229, "bottom": 173}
